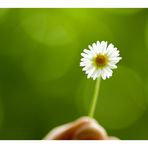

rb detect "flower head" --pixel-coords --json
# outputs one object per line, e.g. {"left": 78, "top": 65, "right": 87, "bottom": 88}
{"left": 80, "top": 41, "right": 122, "bottom": 80}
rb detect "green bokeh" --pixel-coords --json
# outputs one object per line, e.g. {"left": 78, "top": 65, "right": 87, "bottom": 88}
{"left": 0, "top": 8, "right": 148, "bottom": 140}
{"left": 76, "top": 66, "right": 146, "bottom": 129}
{"left": 0, "top": 98, "right": 3, "bottom": 128}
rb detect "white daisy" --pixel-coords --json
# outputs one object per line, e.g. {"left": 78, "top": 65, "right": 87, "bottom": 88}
{"left": 80, "top": 41, "right": 122, "bottom": 80}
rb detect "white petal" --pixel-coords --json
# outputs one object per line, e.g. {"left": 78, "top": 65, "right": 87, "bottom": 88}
{"left": 108, "top": 63, "right": 117, "bottom": 69}
{"left": 81, "top": 53, "right": 93, "bottom": 59}
{"left": 108, "top": 49, "right": 120, "bottom": 58}
{"left": 96, "top": 41, "right": 100, "bottom": 46}
{"left": 80, "top": 58, "right": 90, "bottom": 62}
{"left": 88, "top": 45, "right": 96, "bottom": 55}
{"left": 91, "top": 70, "right": 97, "bottom": 80}
{"left": 82, "top": 65, "right": 92, "bottom": 72}
{"left": 102, "top": 42, "right": 108, "bottom": 54}
{"left": 103, "top": 67, "right": 112, "bottom": 78}
{"left": 92, "top": 43, "right": 97, "bottom": 49}
{"left": 97, "top": 41, "right": 104, "bottom": 53}
{"left": 92, "top": 69, "right": 101, "bottom": 80}
{"left": 109, "top": 57, "right": 122, "bottom": 63}
{"left": 107, "top": 43, "right": 114, "bottom": 52}
{"left": 92, "top": 43, "right": 100, "bottom": 54}
{"left": 83, "top": 49, "right": 91, "bottom": 54}
{"left": 100, "top": 69, "right": 106, "bottom": 80}
{"left": 87, "top": 67, "right": 96, "bottom": 79}
{"left": 80, "top": 61, "right": 91, "bottom": 67}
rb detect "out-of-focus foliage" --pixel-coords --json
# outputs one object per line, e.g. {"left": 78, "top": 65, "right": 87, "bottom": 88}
{"left": 0, "top": 8, "right": 148, "bottom": 140}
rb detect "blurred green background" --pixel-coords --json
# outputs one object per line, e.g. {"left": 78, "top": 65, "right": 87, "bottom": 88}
{"left": 0, "top": 8, "right": 148, "bottom": 140}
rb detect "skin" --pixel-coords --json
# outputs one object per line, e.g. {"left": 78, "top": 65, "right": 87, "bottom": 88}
{"left": 43, "top": 117, "right": 119, "bottom": 140}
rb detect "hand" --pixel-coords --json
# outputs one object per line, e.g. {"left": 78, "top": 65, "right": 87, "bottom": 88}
{"left": 44, "top": 117, "right": 119, "bottom": 140}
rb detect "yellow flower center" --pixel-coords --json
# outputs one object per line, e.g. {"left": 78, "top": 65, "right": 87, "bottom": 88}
{"left": 94, "top": 54, "right": 108, "bottom": 68}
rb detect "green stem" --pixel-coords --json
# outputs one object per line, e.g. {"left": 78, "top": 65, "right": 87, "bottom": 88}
{"left": 88, "top": 77, "right": 101, "bottom": 118}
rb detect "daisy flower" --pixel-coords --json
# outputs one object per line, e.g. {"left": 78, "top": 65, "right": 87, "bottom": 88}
{"left": 80, "top": 41, "right": 122, "bottom": 80}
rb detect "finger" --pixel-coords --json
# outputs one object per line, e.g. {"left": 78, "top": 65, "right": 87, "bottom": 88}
{"left": 44, "top": 117, "right": 92, "bottom": 140}
{"left": 73, "top": 120, "right": 107, "bottom": 140}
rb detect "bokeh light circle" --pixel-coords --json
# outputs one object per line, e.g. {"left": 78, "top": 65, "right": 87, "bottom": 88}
{"left": 19, "top": 9, "right": 77, "bottom": 47}
{"left": 76, "top": 66, "right": 146, "bottom": 130}
{"left": 20, "top": 9, "right": 79, "bottom": 82}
